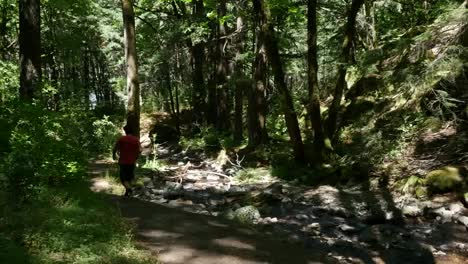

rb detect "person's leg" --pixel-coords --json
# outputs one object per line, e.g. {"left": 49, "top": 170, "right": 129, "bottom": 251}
{"left": 125, "top": 164, "right": 136, "bottom": 195}
{"left": 119, "top": 164, "right": 133, "bottom": 196}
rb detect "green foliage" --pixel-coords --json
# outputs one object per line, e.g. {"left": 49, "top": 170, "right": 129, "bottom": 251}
{"left": 397, "top": 175, "right": 426, "bottom": 196}
{"left": 234, "top": 167, "right": 271, "bottom": 183}
{"left": 0, "top": 61, "right": 19, "bottom": 102}
{"left": 0, "top": 183, "right": 157, "bottom": 264}
{"left": 92, "top": 116, "right": 121, "bottom": 153}
{"left": 0, "top": 101, "right": 122, "bottom": 198}
{"left": 179, "top": 126, "right": 229, "bottom": 150}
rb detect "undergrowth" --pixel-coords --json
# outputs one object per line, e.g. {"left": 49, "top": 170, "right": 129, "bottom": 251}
{"left": 0, "top": 183, "right": 157, "bottom": 264}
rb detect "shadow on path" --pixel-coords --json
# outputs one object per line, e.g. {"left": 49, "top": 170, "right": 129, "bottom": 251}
{"left": 105, "top": 194, "right": 335, "bottom": 264}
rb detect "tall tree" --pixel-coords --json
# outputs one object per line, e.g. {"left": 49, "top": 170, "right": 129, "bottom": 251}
{"left": 191, "top": 0, "right": 206, "bottom": 124}
{"left": 248, "top": 0, "right": 269, "bottom": 147}
{"left": 122, "top": 0, "right": 140, "bottom": 136}
{"left": 307, "top": 0, "right": 325, "bottom": 163}
{"left": 19, "top": 0, "right": 41, "bottom": 100}
{"left": 215, "top": 0, "right": 230, "bottom": 130}
{"left": 327, "top": 0, "right": 365, "bottom": 139}
{"left": 233, "top": 5, "right": 247, "bottom": 142}
{"left": 254, "top": 0, "right": 306, "bottom": 163}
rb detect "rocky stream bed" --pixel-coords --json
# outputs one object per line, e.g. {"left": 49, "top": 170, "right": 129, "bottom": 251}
{"left": 131, "top": 145, "right": 468, "bottom": 263}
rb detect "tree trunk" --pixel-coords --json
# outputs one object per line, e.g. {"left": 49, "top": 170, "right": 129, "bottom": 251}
{"left": 83, "top": 48, "right": 90, "bottom": 109}
{"left": 207, "top": 39, "right": 217, "bottom": 126}
{"left": 175, "top": 45, "right": 182, "bottom": 134}
{"left": 122, "top": 0, "right": 140, "bottom": 137}
{"left": 164, "top": 63, "right": 176, "bottom": 115}
{"left": 307, "top": 0, "right": 326, "bottom": 163}
{"left": 364, "top": 0, "right": 376, "bottom": 49}
{"left": 19, "top": 0, "right": 41, "bottom": 100}
{"left": 254, "top": 0, "right": 306, "bottom": 163}
{"left": 191, "top": 0, "right": 206, "bottom": 124}
{"left": 216, "top": 0, "right": 230, "bottom": 131}
{"left": 327, "top": 0, "right": 364, "bottom": 139}
{"left": 248, "top": 0, "right": 268, "bottom": 147}
{"left": 234, "top": 11, "right": 246, "bottom": 142}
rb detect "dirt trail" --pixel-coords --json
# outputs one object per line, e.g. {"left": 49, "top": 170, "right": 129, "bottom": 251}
{"left": 89, "top": 161, "right": 333, "bottom": 264}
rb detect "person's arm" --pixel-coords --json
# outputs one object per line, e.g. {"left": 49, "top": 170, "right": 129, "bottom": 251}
{"left": 136, "top": 141, "right": 142, "bottom": 159}
{"left": 112, "top": 140, "right": 119, "bottom": 161}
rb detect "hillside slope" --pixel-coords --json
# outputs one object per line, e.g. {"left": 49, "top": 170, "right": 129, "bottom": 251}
{"left": 337, "top": 3, "right": 467, "bottom": 196}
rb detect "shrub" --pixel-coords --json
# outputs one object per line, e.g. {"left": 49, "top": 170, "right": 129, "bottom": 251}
{"left": 1, "top": 101, "right": 122, "bottom": 198}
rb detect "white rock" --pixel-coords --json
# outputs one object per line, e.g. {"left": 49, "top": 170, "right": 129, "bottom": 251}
{"left": 448, "top": 202, "right": 465, "bottom": 214}
{"left": 402, "top": 205, "right": 423, "bottom": 217}
{"left": 456, "top": 215, "right": 468, "bottom": 228}
{"left": 206, "top": 175, "right": 220, "bottom": 181}
{"left": 295, "top": 214, "right": 309, "bottom": 220}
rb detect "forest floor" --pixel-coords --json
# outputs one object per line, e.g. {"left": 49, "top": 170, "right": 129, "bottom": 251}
{"left": 89, "top": 154, "right": 468, "bottom": 264}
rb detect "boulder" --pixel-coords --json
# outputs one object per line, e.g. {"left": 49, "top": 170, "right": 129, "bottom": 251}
{"left": 456, "top": 216, "right": 468, "bottom": 228}
{"left": 233, "top": 206, "right": 261, "bottom": 225}
{"left": 402, "top": 204, "right": 424, "bottom": 217}
{"left": 425, "top": 166, "right": 463, "bottom": 193}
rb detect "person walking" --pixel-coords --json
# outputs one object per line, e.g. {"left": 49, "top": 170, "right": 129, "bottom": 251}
{"left": 113, "top": 125, "right": 141, "bottom": 196}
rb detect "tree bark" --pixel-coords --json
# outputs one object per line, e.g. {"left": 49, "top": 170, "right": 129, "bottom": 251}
{"left": 327, "top": 0, "right": 364, "bottom": 139}
{"left": 307, "top": 0, "right": 325, "bottom": 163}
{"left": 191, "top": 0, "right": 206, "bottom": 124}
{"left": 122, "top": 0, "right": 140, "bottom": 137}
{"left": 254, "top": 0, "right": 306, "bottom": 163}
{"left": 175, "top": 45, "right": 182, "bottom": 134}
{"left": 248, "top": 0, "right": 268, "bottom": 147}
{"left": 19, "top": 0, "right": 41, "bottom": 100}
{"left": 215, "top": 0, "right": 230, "bottom": 131}
{"left": 234, "top": 11, "right": 246, "bottom": 142}
{"left": 364, "top": 0, "right": 376, "bottom": 49}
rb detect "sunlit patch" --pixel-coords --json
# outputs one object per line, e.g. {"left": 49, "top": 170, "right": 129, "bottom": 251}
{"left": 212, "top": 237, "right": 256, "bottom": 250}
{"left": 139, "top": 230, "right": 183, "bottom": 240}
{"left": 206, "top": 220, "right": 229, "bottom": 228}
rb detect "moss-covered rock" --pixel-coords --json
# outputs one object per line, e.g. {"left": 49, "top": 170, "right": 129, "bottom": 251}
{"left": 233, "top": 206, "right": 261, "bottom": 225}
{"left": 415, "top": 186, "right": 428, "bottom": 199}
{"left": 425, "top": 166, "right": 463, "bottom": 193}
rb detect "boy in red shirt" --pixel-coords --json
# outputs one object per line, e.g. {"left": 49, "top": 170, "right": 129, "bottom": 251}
{"left": 113, "top": 125, "right": 141, "bottom": 196}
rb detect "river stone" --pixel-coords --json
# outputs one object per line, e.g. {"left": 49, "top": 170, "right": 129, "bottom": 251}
{"left": 425, "top": 166, "right": 463, "bottom": 193}
{"left": 402, "top": 204, "right": 424, "bottom": 217}
{"left": 429, "top": 207, "right": 454, "bottom": 223}
{"left": 234, "top": 206, "right": 261, "bottom": 224}
{"left": 222, "top": 209, "right": 236, "bottom": 220}
{"left": 206, "top": 175, "right": 220, "bottom": 181}
{"left": 449, "top": 202, "right": 465, "bottom": 215}
{"left": 456, "top": 216, "right": 468, "bottom": 228}
{"left": 141, "top": 177, "right": 152, "bottom": 184}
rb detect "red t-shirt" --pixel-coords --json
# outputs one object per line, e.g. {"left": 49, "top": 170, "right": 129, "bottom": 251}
{"left": 116, "top": 135, "right": 140, "bottom": 165}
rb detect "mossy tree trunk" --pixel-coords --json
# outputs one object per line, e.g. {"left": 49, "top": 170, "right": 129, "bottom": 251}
{"left": 307, "top": 0, "right": 325, "bottom": 164}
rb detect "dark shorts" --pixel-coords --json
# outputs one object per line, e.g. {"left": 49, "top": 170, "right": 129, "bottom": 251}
{"left": 119, "top": 164, "right": 135, "bottom": 183}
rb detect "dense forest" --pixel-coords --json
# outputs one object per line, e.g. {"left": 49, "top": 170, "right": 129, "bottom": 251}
{"left": 1, "top": 0, "right": 467, "bottom": 263}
